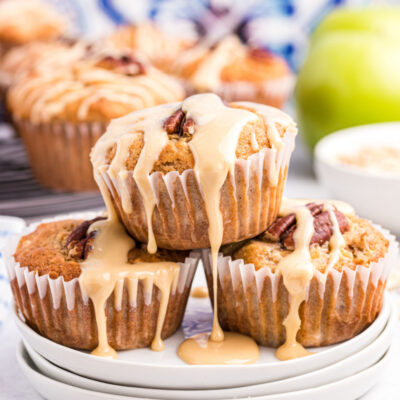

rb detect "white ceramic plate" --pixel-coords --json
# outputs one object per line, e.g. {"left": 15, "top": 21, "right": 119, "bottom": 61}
{"left": 23, "top": 298, "right": 397, "bottom": 400}
{"left": 17, "top": 341, "right": 392, "bottom": 400}
{"left": 13, "top": 295, "right": 391, "bottom": 390}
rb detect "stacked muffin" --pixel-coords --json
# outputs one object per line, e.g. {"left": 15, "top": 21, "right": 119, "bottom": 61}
{"left": 5, "top": 93, "right": 396, "bottom": 361}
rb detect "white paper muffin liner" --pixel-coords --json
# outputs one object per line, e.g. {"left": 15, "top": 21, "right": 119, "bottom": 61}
{"left": 202, "top": 224, "right": 398, "bottom": 347}
{"left": 3, "top": 212, "right": 200, "bottom": 350}
{"left": 14, "top": 119, "right": 107, "bottom": 192}
{"left": 103, "top": 129, "right": 296, "bottom": 250}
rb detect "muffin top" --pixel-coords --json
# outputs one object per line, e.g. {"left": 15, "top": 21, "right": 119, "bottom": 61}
{"left": 108, "top": 22, "right": 198, "bottom": 70}
{"left": 223, "top": 203, "right": 389, "bottom": 273}
{"left": 174, "top": 35, "right": 291, "bottom": 91}
{"left": 14, "top": 218, "right": 189, "bottom": 281}
{"left": 95, "top": 93, "right": 296, "bottom": 176}
{"left": 7, "top": 51, "right": 185, "bottom": 124}
{"left": 0, "top": 0, "right": 66, "bottom": 45}
{"left": 0, "top": 39, "right": 88, "bottom": 88}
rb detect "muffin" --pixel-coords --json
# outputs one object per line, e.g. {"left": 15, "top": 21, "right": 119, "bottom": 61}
{"left": 91, "top": 92, "right": 297, "bottom": 251}
{"left": 173, "top": 35, "right": 294, "bottom": 108}
{"left": 0, "top": 0, "right": 66, "bottom": 58}
{"left": 5, "top": 215, "right": 199, "bottom": 352}
{"left": 108, "top": 22, "right": 198, "bottom": 72}
{"left": 202, "top": 200, "right": 397, "bottom": 355}
{"left": 0, "top": 39, "right": 87, "bottom": 119}
{"left": 7, "top": 51, "right": 185, "bottom": 191}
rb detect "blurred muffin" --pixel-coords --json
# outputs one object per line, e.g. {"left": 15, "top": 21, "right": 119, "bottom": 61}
{"left": 107, "top": 22, "right": 197, "bottom": 72}
{"left": 91, "top": 93, "right": 297, "bottom": 250}
{"left": 0, "top": 0, "right": 66, "bottom": 57}
{"left": 6, "top": 216, "right": 199, "bottom": 351}
{"left": 7, "top": 52, "right": 185, "bottom": 191}
{"left": 203, "top": 202, "right": 397, "bottom": 350}
{"left": 175, "top": 35, "right": 293, "bottom": 108}
{"left": 0, "top": 39, "right": 87, "bottom": 119}
{"left": 108, "top": 22, "right": 198, "bottom": 72}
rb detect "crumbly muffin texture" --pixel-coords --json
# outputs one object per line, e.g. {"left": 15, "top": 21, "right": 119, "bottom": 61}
{"left": 227, "top": 215, "right": 389, "bottom": 273}
{"left": 105, "top": 103, "right": 289, "bottom": 175}
{"left": 14, "top": 219, "right": 189, "bottom": 281}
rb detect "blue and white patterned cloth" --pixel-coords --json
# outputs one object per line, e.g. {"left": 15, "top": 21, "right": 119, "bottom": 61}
{"left": 46, "top": 0, "right": 370, "bottom": 70}
{"left": 0, "top": 217, "right": 26, "bottom": 328}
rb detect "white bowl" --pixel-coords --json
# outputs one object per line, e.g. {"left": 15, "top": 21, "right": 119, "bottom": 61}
{"left": 12, "top": 296, "right": 391, "bottom": 390}
{"left": 22, "top": 296, "right": 397, "bottom": 399}
{"left": 17, "top": 341, "right": 392, "bottom": 400}
{"left": 314, "top": 122, "right": 400, "bottom": 234}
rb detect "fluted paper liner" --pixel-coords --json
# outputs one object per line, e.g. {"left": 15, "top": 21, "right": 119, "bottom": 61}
{"left": 14, "top": 119, "right": 107, "bottom": 192}
{"left": 202, "top": 225, "right": 398, "bottom": 347}
{"left": 3, "top": 213, "right": 200, "bottom": 350}
{"left": 104, "top": 130, "right": 296, "bottom": 250}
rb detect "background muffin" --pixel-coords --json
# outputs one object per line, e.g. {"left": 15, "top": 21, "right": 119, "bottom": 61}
{"left": 0, "top": 0, "right": 66, "bottom": 58}
{"left": 174, "top": 35, "right": 294, "bottom": 107}
{"left": 108, "top": 22, "right": 198, "bottom": 72}
{"left": 6, "top": 215, "right": 199, "bottom": 351}
{"left": 0, "top": 39, "right": 87, "bottom": 120}
{"left": 7, "top": 51, "right": 185, "bottom": 191}
{"left": 92, "top": 93, "right": 297, "bottom": 250}
{"left": 203, "top": 203, "right": 397, "bottom": 348}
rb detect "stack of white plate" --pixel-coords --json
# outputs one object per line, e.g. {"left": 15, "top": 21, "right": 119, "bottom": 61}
{"left": 15, "top": 292, "right": 396, "bottom": 400}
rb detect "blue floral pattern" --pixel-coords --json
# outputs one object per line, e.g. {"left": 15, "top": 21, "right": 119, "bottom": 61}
{"left": 0, "top": 218, "right": 26, "bottom": 328}
{"left": 182, "top": 299, "right": 213, "bottom": 338}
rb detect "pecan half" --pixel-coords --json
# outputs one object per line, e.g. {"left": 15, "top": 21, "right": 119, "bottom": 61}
{"left": 96, "top": 55, "right": 145, "bottom": 76}
{"left": 163, "top": 109, "right": 195, "bottom": 138}
{"left": 263, "top": 203, "right": 323, "bottom": 242}
{"left": 65, "top": 217, "right": 106, "bottom": 259}
{"left": 263, "top": 203, "right": 349, "bottom": 250}
{"left": 249, "top": 47, "right": 274, "bottom": 61}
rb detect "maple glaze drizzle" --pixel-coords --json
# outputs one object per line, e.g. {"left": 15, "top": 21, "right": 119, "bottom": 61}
{"left": 89, "top": 94, "right": 350, "bottom": 363}
{"left": 275, "top": 199, "right": 346, "bottom": 361}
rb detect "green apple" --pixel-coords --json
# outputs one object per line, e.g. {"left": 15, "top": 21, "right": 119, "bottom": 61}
{"left": 296, "top": 7, "right": 400, "bottom": 148}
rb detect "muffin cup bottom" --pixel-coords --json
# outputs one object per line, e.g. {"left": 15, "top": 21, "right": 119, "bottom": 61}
{"left": 15, "top": 119, "right": 107, "bottom": 192}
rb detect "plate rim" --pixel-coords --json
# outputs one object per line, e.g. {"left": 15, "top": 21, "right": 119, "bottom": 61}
{"left": 21, "top": 299, "right": 396, "bottom": 399}
{"left": 12, "top": 295, "right": 391, "bottom": 371}
{"left": 16, "top": 340, "right": 393, "bottom": 400}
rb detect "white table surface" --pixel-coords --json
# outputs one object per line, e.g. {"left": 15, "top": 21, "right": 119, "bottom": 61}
{"left": 1, "top": 141, "right": 400, "bottom": 399}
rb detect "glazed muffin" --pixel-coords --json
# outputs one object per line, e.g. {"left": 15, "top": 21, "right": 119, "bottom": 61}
{"left": 0, "top": 39, "right": 87, "bottom": 119}
{"left": 0, "top": 0, "right": 66, "bottom": 57}
{"left": 91, "top": 93, "right": 297, "bottom": 250}
{"left": 174, "top": 35, "right": 293, "bottom": 108}
{"left": 202, "top": 201, "right": 397, "bottom": 348}
{"left": 5, "top": 216, "right": 199, "bottom": 351}
{"left": 108, "top": 22, "right": 198, "bottom": 72}
{"left": 7, "top": 51, "right": 185, "bottom": 191}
